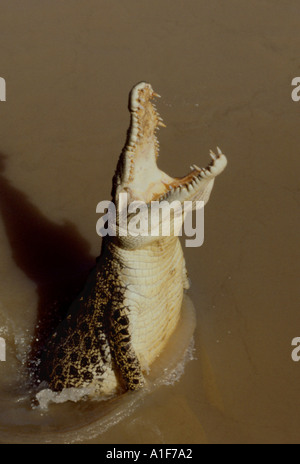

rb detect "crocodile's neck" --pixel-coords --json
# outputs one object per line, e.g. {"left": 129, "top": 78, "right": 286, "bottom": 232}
{"left": 101, "top": 236, "right": 185, "bottom": 370}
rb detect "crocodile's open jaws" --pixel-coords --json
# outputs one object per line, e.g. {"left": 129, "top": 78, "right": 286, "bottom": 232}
{"left": 37, "top": 82, "right": 227, "bottom": 399}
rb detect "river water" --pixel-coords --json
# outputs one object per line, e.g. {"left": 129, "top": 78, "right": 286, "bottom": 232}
{"left": 0, "top": 0, "right": 299, "bottom": 444}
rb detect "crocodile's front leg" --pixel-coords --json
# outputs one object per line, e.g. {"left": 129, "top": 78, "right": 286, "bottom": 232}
{"left": 109, "top": 302, "right": 145, "bottom": 390}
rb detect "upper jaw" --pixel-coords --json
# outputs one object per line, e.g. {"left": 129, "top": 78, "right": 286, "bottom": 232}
{"left": 112, "top": 82, "right": 227, "bottom": 206}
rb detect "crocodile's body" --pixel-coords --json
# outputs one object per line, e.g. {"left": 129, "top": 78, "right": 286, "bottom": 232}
{"left": 38, "top": 83, "right": 227, "bottom": 396}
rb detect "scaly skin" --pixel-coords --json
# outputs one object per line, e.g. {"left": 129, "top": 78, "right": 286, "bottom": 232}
{"left": 38, "top": 82, "right": 227, "bottom": 396}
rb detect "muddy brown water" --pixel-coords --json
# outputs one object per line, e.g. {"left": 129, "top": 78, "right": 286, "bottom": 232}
{"left": 0, "top": 0, "right": 299, "bottom": 444}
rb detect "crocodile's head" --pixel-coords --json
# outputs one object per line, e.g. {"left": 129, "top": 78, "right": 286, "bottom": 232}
{"left": 111, "top": 82, "right": 227, "bottom": 244}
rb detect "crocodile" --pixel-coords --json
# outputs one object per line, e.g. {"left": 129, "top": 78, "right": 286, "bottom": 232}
{"left": 38, "top": 82, "right": 227, "bottom": 397}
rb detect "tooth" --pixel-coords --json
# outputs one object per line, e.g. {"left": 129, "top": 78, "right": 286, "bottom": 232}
{"left": 217, "top": 146, "right": 222, "bottom": 155}
{"left": 158, "top": 121, "right": 166, "bottom": 128}
{"left": 193, "top": 164, "right": 201, "bottom": 171}
{"left": 210, "top": 150, "right": 217, "bottom": 161}
{"left": 153, "top": 92, "right": 161, "bottom": 98}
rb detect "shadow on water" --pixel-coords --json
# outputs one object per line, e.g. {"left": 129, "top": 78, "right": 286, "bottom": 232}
{"left": 0, "top": 153, "right": 96, "bottom": 378}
